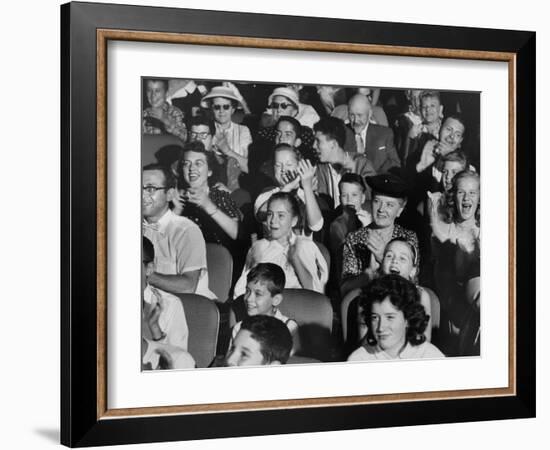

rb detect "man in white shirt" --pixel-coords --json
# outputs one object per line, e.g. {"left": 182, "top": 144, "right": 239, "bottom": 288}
{"left": 142, "top": 163, "right": 215, "bottom": 299}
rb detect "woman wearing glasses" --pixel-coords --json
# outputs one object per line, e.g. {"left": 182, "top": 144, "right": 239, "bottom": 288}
{"left": 267, "top": 86, "right": 320, "bottom": 130}
{"left": 201, "top": 85, "right": 253, "bottom": 192}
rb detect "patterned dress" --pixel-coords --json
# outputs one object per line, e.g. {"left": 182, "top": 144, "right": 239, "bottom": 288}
{"left": 178, "top": 187, "right": 241, "bottom": 249}
{"left": 342, "top": 223, "right": 419, "bottom": 280}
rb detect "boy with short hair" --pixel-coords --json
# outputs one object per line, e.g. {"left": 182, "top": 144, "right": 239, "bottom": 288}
{"left": 231, "top": 263, "right": 298, "bottom": 352}
{"left": 225, "top": 315, "right": 293, "bottom": 366}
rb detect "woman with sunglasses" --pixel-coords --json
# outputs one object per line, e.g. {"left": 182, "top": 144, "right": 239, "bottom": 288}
{"left": 201, "top": 85, "right": 252, "bottom": 192}
{"left": 267, "top": 86, "right": 320, "bottom": 130}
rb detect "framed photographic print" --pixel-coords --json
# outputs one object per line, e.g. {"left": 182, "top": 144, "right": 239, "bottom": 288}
{"left": 61, "top": 1, "right": 535, "bottom": 447}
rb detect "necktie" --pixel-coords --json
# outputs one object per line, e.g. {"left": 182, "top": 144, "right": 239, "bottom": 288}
{"left": 355, "top": 134, "right": 365, "bottom": 154}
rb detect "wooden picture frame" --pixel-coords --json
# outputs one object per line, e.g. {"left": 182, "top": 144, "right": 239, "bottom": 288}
{"left": 61, "top": 1, "right": 535, "bottom": 446}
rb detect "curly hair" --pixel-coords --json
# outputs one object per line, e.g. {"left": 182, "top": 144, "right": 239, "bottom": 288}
{"left": 359, "top": 274, "right": 429, "bottom": 347}
{"left": 441, "top": 170, "right": 480, "bottom": 225}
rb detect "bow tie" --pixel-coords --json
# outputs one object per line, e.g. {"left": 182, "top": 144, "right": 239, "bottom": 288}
{"left": 142, "top": 221, "right": 160, "bottom": 232}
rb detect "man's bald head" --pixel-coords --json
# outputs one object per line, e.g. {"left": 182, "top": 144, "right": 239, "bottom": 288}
{"left": 348, "top": 94, "right": 372, "bottom": 134}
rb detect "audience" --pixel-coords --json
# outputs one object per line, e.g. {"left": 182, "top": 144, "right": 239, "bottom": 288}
{"left": 140, "top": 80, "right": 481, "bottom": 369}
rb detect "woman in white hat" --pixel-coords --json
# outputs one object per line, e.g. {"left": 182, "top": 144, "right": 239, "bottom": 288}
{"left": 267, "top": 86, "right": 320, "bottom": 130}
{"left": 201, "top": 85, "right": 253, "bottom": 192}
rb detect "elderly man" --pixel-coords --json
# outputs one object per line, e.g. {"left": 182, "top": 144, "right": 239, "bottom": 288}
{"left": 344, "top": 94, "right": 401, "bottom": 173}
{"left": 142, "top": 163, "right": 215, "bottom": 299}
{"left": 313, "top": 116, "right": 376, "bottom": 208}
{"left": 340, "top": 173, "right": 418, "bottom": 297}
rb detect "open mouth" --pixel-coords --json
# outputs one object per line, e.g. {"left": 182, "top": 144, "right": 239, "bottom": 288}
{"left": 461, "top": 203, "right": 473, "bottom": 214}
{"left": 389, "top": 267, "right": 401, "bottom": 275}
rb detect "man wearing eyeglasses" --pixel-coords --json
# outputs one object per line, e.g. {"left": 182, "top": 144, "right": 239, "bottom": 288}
{"left": 142, "top": 163, "right": 216, "bottom": 299}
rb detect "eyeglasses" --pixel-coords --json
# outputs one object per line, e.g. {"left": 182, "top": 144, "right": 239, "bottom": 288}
{"left": 142, "top": 185, "right": 168, "bottom": 195}
{"left": 190, "top": 131, "right": 211, "bottom": 139}
{"left": 270, "top": 102, "right": 294, "bottom": 110}
{"left": 212, "top": 104, "right": 232, "bottom": 111}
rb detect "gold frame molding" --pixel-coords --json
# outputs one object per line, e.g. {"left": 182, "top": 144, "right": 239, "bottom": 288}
{"left": 96, "top": 29, "right": 516, "bottom": 420}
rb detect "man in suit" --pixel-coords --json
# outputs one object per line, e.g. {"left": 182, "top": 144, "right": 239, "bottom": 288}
{"left": 344, "top": 94, "right": 401, "bottom": 173}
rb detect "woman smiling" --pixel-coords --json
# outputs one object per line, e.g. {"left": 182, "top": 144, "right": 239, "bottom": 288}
{"left": 173, "top": 141, "right": 241, "bottom": 249}
{"left": 348, "top": 275, "right": 444, "bottom": 361}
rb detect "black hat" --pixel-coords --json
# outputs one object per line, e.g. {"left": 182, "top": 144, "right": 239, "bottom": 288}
{"left": 365, "top": 173, "right": 409, "bottom": 198}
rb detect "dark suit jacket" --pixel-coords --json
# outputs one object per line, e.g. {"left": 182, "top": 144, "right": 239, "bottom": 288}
{"left": 344, "top": 124, "right": 401, "bottom": 173}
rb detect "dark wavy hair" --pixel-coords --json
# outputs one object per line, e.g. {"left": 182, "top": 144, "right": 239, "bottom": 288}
{"left": 313, "top": 116, "right": 347, "bottom": 148}
{"left": 240, "top": 315, "right": 292, "bottom": 364}
{"left": 188, "top": 114, "right": 216, "bottom": 136}
{"left": 359, "top": 274, "right": 429, "bottom": 347}
{"left": 442, "top": 170, "right": 480, "bottom": 225}
{"left": 177, "top": 140, "right": 222, "bottom": 188}
{"left": 275, "top": 115, "right": 302, "bottom": 137}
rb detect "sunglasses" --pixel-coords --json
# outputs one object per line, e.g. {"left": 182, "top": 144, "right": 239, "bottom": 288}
{"left": 212, "top": 104, "right": 232, "bottom": 111}
{"left": 270, "top": 102, "right": 294, "bottom": 110}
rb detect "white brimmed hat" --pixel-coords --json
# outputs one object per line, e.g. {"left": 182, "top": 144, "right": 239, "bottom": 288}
{"left": 267, "top": 87, "right": 300, "bottom": 110}
{"left": 201, "top": 86, "right": 243, "bottom": 109}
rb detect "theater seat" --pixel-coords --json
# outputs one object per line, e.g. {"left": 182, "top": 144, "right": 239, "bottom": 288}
{"left": 229, "top": 288, "right": 334, "bottom": 361}
{"left": 314, "top": 241, "right": 331, "bottom": 274}
{"left": 141, "top": 134, "right": 184, "bottom": 166}
{"left": 205, "top": 243, "right": 233, "bottom": 303}
{"left": 176, "top": 293, "right": 219, "bottom": 368}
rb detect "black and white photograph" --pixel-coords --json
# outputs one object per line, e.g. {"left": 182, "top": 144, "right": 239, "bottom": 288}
{"left": 141, "top": 78, "right": 481, "bottom": 370}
